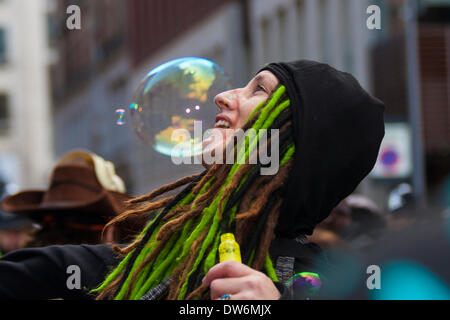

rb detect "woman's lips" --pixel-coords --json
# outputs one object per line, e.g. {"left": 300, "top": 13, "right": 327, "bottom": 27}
{"left": 215, "top": 114, "right": 232, "bottom": 129}
{"left": 215, "top": 119, "right": 231, "bottom": 128}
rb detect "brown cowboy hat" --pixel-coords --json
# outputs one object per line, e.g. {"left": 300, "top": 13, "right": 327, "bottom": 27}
{"left": 0, "top": 150, "right": 131, "bottom": 221}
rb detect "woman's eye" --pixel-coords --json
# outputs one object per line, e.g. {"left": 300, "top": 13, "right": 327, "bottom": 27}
{"left": 255, "top": 85, "right": 266, "bottom": 93}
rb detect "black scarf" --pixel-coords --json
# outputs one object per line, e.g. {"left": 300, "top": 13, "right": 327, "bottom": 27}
{"left": 260, "top": 60, "right": 385, "bottom": 237}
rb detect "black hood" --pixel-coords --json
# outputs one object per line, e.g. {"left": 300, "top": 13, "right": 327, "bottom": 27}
{"left": 260, "top": 60, "right": 385, "bottom": 238}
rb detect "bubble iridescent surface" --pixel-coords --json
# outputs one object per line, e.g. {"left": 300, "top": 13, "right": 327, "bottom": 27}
{"left": 115, "top": 109, "right": 126, "bottom": 125}
{"left": 130, "top": 57, "right": 231, "bottom": 157}
{"left": 285, "top": 272, "right": 322, "bottom": 299}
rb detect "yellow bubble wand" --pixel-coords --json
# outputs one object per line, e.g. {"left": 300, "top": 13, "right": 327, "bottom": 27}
{"left": 218, "top": 233, "right": 242, "bottom": 263}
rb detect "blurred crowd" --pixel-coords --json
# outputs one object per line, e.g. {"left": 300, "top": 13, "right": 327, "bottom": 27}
{"left": 0, "top": 150, "right": 145, "bottom": 257}
{"left": 308, "top": 182, "right": 441, "bottom": 252}
{"left": 0, "top": 149, "right": 449, "bottom": 299}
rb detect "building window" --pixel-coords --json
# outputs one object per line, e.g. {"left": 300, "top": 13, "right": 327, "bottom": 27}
{"left": 0, "top": 94, "right": 9, "bottom": 132}
{"left": 0, "top": 28, "right": 7, "bottom": 64}
{"left": 278, "top": 8, "right": 287, "bottom": 61}
{"left": 318, "top": 0, "right": 327, "bottom": 62}
{"left": 296, "top": 0, "right": 306, "bottom": 58}
{"left": 340, "top": 0, "right": 353, "bottom": 72}
{"left": 261, "top": 17, "right": 270, "bottom": 63}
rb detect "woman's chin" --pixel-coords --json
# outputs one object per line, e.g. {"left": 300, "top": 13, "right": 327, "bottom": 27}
{"left": 198, "top": 141, "right": 220, "bottom": 169}
{"left": 197, "top": 128, "right": 235, "bottom": 168}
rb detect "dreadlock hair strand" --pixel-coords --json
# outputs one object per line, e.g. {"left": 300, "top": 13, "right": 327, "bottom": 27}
{"left": 128, "top": 173, "right": 202, "bottom": 204}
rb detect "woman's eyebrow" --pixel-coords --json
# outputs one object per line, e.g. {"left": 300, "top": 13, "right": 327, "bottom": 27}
{"left": 253, "top": 74, "right": 272, "bottom": 89}
{"left": 253, "top": 74, "right": 266, "bottom": 84}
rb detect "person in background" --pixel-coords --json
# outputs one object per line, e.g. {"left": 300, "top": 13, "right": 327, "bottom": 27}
{"left": 386, "top": 183, "right": 418, "bottom": 231}
{"left": 0, "top": 178, "right": 38, "bottom": 256}
{"left": 342, "top": 194, "right": 386, "bottom": 251}
{"left": 309, "top": 195, "right": 387, "bottom": 251}
{"left": 0, "top": 211, "right": 37, "bottom": 256}
{"left": 307, "top": 200, "right": 351, "bottom": 249}
{"left": 1, "top": 150, "right": 144, "bottom": 247}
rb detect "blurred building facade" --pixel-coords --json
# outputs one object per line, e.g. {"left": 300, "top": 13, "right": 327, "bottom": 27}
{"left": 0, "top": 0, "right": 55, "bottom": 191}
{"left": 50, "top": 0, "right": 239, "bottom": 194}
{"left": 48, "top": 0, "right": 449, "bottom": 211}
{"left": 50, "top": 0, "right": 379, "bottom": 195}
{"left": 369, "top": 0, "right": 450, "bottom": 208}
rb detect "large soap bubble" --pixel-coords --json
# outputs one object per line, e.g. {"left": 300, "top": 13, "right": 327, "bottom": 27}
{"left": 130, "top": 57, "right": 232, "bottom": 157}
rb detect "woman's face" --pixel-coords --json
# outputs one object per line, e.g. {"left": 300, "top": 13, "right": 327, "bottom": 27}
{"left": 202, "top": 71, "right": 279, "bottom": 155}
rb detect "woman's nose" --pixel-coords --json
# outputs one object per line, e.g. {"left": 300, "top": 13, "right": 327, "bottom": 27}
{"left": 214, "top": 91, "right": 235, "bottom": 111}
{"left": 214, "top": 93, "right": 230, "bottom": 111}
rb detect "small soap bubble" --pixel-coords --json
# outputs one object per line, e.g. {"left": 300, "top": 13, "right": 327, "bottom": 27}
{"left": 115, "top": 109, "right": 126, "bottom": 126}
{"left": 286, "top": 272, "right": 322, "bottom": 299}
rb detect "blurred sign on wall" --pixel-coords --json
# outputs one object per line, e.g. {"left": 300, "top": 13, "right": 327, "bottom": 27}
{"left": 371, "top": 122, "right": 413, "bottom": 179}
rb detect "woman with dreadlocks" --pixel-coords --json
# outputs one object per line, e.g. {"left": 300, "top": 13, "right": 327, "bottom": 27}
{"left": 0, "top": 60, "right": 384, "bottom": 300}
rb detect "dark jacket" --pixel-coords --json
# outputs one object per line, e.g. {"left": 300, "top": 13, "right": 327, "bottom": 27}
{"left": 0, "top": 238, "right": 325, "bottom": 300}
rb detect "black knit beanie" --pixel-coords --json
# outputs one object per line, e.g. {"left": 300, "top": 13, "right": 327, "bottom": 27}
{"left": 260, "top": 60, "right": 385, "bottom": 237}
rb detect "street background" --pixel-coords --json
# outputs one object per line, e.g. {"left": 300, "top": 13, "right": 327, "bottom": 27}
{"left": 0, "top": 0, "right": 449, "bottom": 216}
